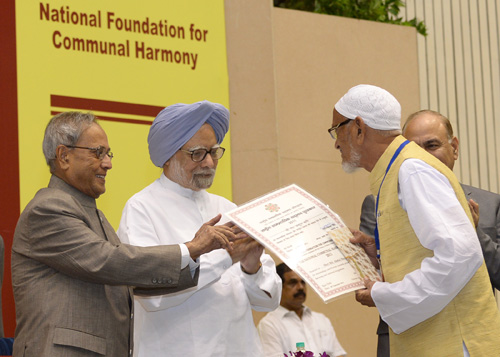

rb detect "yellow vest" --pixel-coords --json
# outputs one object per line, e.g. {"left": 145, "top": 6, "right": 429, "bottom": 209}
{"left": 369, "top": 135, "right": 500, "bottom": 356}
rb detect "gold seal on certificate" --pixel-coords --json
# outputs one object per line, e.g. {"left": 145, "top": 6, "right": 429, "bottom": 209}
{"left": 226, "top": 184, "right": 381, "bottom": 303}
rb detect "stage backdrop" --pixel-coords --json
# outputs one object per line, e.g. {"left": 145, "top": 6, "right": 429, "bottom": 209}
{"left": 2, "top": 0, "right": 231, "bottom": 336}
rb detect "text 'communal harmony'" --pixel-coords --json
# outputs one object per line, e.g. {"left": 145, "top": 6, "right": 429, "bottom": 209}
{"left": 39, "top": 2, "right": 212, "bottom": 70}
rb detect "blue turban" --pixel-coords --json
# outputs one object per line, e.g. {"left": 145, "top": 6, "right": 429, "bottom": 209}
{"left": 148, "top": 100, "right": 230, "bottom": 167}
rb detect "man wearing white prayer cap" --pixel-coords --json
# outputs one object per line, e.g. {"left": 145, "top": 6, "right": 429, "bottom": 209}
{"left": 329, "top": 85, "right": 500, "bottom": 356}
{"left": 117, "top": 100, "right": 281, "bottom": 356}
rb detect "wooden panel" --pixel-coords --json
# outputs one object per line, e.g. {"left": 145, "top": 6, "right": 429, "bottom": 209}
{"left": 224, "top": 0, "right": 280, "bottom": 204}
{"left": 424, "top": 1, "right": 439, "bottom": 110}
{"left": 442, "top": 0, "right": 459, "bottom": 164}
{"left": 433, "top": 0, "right": 448, "bottom": 113}
{"left": 492, "top": 0, "right": 500, "bottom": 193}
{"left": 441, "top": 0, "right": 457, "bottom": 123}
{"left": 460, "top": 0, "right": 477, "bottom": 185}
{"left": 483, "top": 0, "right": 499, "bottom": 193}
{"left": 470, "top": 1, "right": 488, "bottom": 188}
{"left": 415, "top": 0, "right": 429, "bottom": 110}
{"left": 449, "top": 1, "right": 466, "bottom": 181}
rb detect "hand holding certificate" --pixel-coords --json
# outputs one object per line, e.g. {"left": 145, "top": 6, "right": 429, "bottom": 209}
{"left": 225, "top": 184, "right": 381, "bottom": 303}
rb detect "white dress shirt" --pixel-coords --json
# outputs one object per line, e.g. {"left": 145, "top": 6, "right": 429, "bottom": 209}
{"left": 371, "top": 159, "right": 482, "bottom": 356}
{"left": 117, "top": 174, "right": 281, "bottom": 356}
{"left": 258, "top": 305, "right": 346, "bottom": 357}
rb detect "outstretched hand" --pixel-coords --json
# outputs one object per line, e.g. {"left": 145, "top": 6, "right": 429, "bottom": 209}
{"left": 222, "top": 221, "right": 250, "bottom": 240}
{"left": 230, "top": 237, "right": 264, "bottom": 273}
{"left": 186, "top": 214, "right": 236, "bottom": 260}
{"left": 240, "top": 240, "right": 264, "bottom": 274}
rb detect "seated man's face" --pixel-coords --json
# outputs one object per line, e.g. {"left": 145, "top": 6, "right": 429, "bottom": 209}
{"left": 281, "top": 271, "right": 307, "bottom": 311}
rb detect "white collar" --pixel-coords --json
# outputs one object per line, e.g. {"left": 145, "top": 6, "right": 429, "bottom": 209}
{"left": 159, "top": 172, "right": 205, "bottom": 200}
{"left": 277, "top": 305, "right": 312, "bottom": 319}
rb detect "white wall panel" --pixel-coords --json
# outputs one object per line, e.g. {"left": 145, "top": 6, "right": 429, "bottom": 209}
{"left": 406, "top": 0, "right": 500, "bottom": 193}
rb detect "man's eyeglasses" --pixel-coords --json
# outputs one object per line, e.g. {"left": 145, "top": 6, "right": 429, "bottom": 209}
{"left": 65, "top": 145, "right": 114, "bottom": 160}
{"left": 179, "top": 147, "right": 225, "bottom": 162}
{"left": 327, "top": 119, "right": 352, "bottom": 140}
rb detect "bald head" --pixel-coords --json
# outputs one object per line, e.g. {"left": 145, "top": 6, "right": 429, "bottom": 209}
{"left": 402, "top": 110, "right": 459, "bottom": 170}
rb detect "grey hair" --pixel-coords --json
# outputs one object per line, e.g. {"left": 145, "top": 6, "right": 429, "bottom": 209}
{"left": 403, "top": 110, "right": 453, "bottom": 140}
{"left": 43, "top": 111, "right": 97, "bottom": 172}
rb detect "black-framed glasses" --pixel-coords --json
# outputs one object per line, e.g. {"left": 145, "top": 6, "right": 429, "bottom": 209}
{"left": 327, "top": 119, "right": 352, "bottom": 140}
{"left": 65, "top": 145, "right": 114, "bottom": 160}
{"left": 179, "top": 147, "right": 225, "bottom": 162}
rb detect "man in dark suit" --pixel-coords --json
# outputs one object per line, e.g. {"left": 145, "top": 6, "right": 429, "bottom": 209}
{"left": 11, "top": 111, "right": 239, "bottom": 356}
{"left": 358, "top": 110, "right": 500, "bottom": 357}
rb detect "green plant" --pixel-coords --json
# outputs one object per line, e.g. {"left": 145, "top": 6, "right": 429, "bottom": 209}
{"left": 274, "top": 0, "right": 427, "bottom": 36}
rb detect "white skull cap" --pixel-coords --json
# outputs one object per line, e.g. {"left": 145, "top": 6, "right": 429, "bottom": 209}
{"left": 334, "top": 84, "right": 401, "bottom": 130}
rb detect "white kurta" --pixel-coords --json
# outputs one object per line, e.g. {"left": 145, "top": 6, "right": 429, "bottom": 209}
{"left": 117, "top": 174, "right": 281, "bottom": 357}
{"left": 371, "top": 159, "right": 483, "bottom": 356}
{"left": 258, "top": 305, "right": 346, "bottom": 357}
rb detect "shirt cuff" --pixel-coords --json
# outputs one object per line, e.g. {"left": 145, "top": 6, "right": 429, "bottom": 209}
{"left": 179, "top": 243, "right": 197, "bottom": 267}
{"left": 241, "top": 262, "right": 262, "bottom": 275}
{"left": 180, "top": 243, "right": 200, "bottom": 277}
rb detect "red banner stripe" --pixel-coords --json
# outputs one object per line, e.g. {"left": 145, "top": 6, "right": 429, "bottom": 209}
{"left": 51, "top": 95, "right": 164, "bottom": 117}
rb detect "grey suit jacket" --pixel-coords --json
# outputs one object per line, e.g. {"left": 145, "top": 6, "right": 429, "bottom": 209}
{"left": 359, "top": 184, "right": 500, "bottom": 356}
{"left": 12, "top": 175, "right": 198, "bottom": 356}
{"left": 461, "top": 184, "right": 500, "bottom": 289}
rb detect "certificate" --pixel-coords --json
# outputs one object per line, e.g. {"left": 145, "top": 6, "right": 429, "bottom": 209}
{"left": 225, "top": 184, "right": 380, "bottom": 303}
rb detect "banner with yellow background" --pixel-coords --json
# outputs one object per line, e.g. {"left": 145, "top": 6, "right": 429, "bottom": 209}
{"left": 16, "top": 0, "right": 231, "bottom": 228}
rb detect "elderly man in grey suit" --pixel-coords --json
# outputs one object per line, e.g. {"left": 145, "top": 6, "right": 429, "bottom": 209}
{"left": 12, "top": 112, "right": 240, "bottom": 356}
{"left": 357, "top": 110, "right": 500, "bottom": 357}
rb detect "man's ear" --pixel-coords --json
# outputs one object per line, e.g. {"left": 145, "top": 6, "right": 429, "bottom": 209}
{"left": 55, "top": 145, "right": 71, "bottom": 170}
{"left": 451, "top": 136, "right": 459, "bottom": 160}
{"left": 162, "top": 158, "right": 171, "bottom": 177}
{"left": 353, "top": 116, "right": 366, "bottom": 143}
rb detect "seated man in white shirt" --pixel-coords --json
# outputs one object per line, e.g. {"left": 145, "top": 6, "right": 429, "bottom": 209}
{"left": 258, "top": 263, "right": 347, "bottom": 357}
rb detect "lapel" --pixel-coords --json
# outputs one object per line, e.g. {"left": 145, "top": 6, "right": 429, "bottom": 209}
{"left": 97, "top": 209, "right": 121, "bottom": 245}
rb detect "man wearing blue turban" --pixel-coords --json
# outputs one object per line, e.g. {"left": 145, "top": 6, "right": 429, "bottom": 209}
{"left": 148, "top": 100, "right": 230, "bottom": 168}
{"left": 117, "top": 101, "right": 281, "bottom": 356}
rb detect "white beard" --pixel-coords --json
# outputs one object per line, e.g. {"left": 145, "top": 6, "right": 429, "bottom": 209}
{"left": 341, "top": 140, "right": 361, "bottom": 174}
{"left": 169, "top": 158, "right": 215, "bottom": 190}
